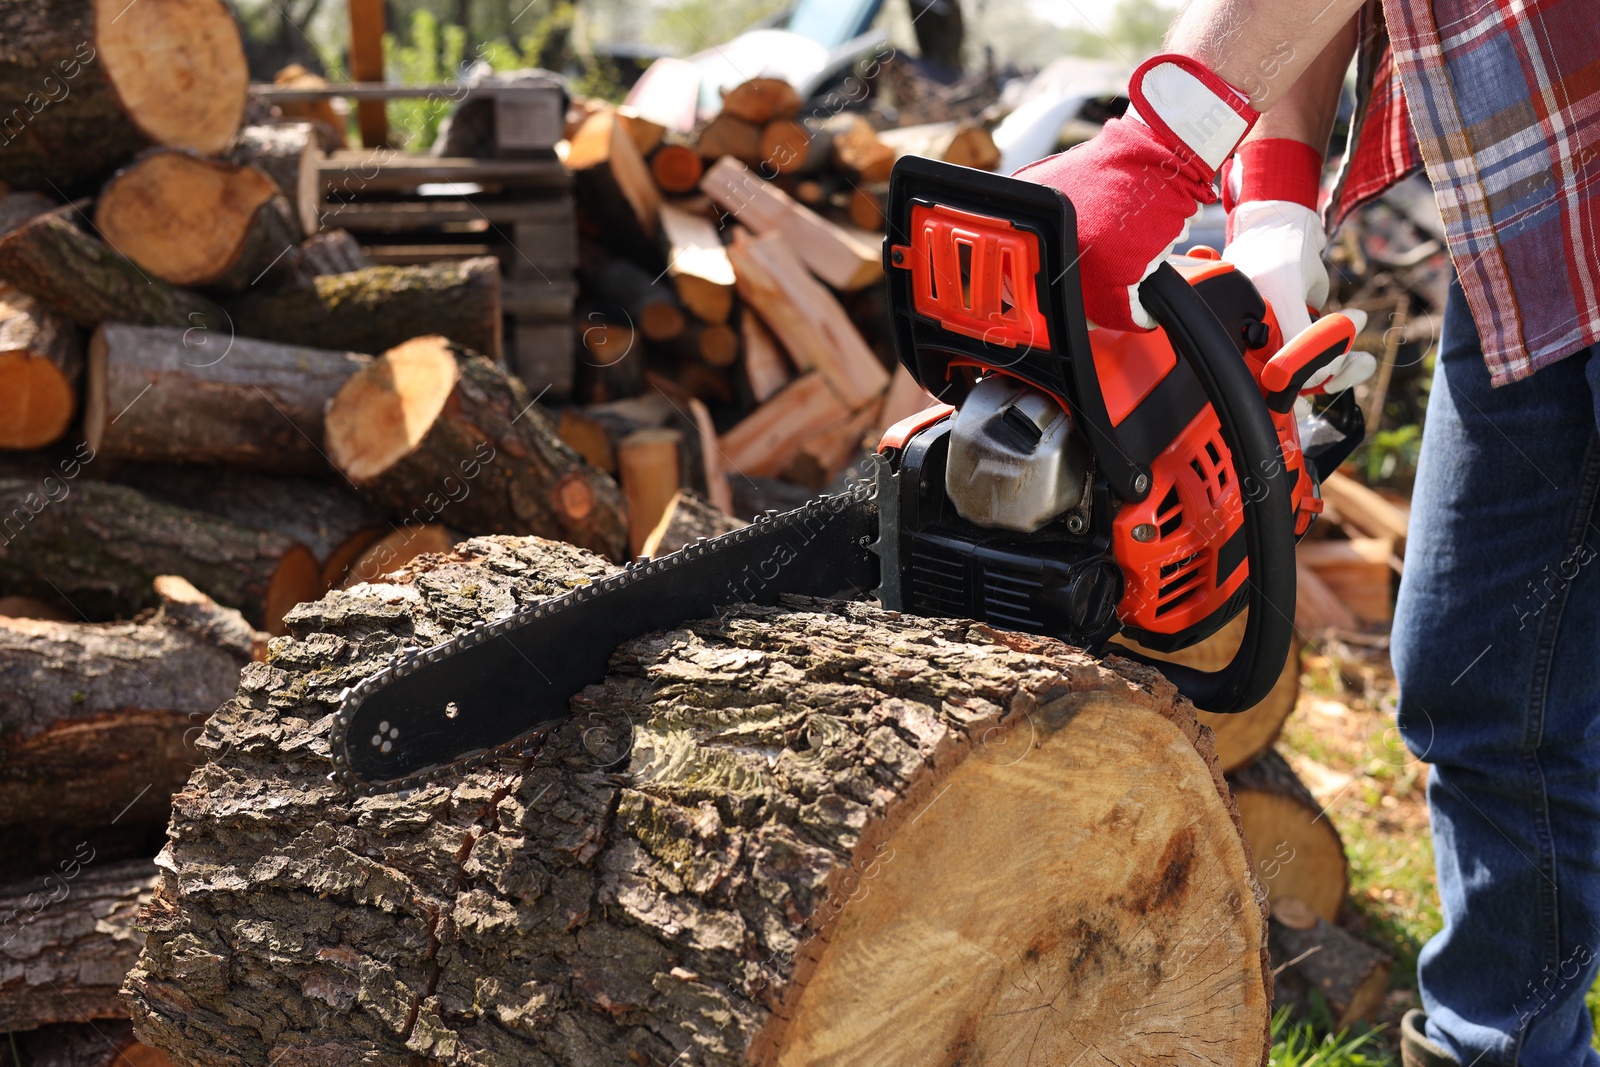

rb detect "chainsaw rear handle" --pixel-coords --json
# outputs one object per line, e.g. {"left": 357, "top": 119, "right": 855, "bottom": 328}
{"left": 1123, "top": 263, "right": 1298, "bottom": 714}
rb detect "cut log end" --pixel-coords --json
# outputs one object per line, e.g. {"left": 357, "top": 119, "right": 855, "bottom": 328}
{"left": 0, "top": 349, "right": 76, "bottom": 449}
{"left": 263, "top": 544, "right": 322, "bottom": 635}
{"left": 650, "top": 144, "right": 704, "bottom": 195}
{"left": 96, "top": 0, "right": 248, "bottom": 156}
{"left": 1228, "top": 748, "right": 1349, "bottom": 922}
{"left": 325, "top": 336, "right": 462, "bottom": 484}
{"left": 340, "top": 524, "right": 455, "bottom": 588}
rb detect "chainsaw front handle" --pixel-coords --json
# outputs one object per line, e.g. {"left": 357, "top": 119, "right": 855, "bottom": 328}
{"left": 1123, "top": 263, "right": 1299, "bottom": 714}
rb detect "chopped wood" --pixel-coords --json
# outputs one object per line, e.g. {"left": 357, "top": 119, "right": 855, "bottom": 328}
{"left": 617, "top": 426, "right": 682, "bottom": 556}
{"left": 1295, "top": 559, "right": 1360, "bottom": 632}
{"left": 1269, "top": 897, "right": 1393, "bottom": 1029}
{"left": 1114, "top": 611, "right": 1302, "bottom": 774}
{"left": 585, "top": 258, "right": 685, "bottom": 341}
{"left": 616, "top": 107, "right": 666, "bottom": 157}
{"left": 760, "top": 118, "right": 825, "bottom": 175}
{"left": 878, "top": 121, "right": 1002, "bottom": 170}
{"left": 567, "top": 106, "right": 660, "bottom": 247}
{"left": 273, "top": 64, "right": 345, "bottom": 151}
{"left": 289, "top": 228, "right": 371, "bottom": 282}
{"left": 575, "top": 318, "right": 643, "bottom": 402}
{"left": 658, "top": 202, "right": 735, "bottom": 323}
{"left": 877, "top": 362, "right": 939, "bottom": 436}
{"left": 0, "top": 286, "right": 81, "bottom": 450}
{"left": 227, "top": 122, "right": 324, "bottom": 239}
{"left": 324, "top": 336, "right": 629, "bottom": 560}
{"left": 648, "top": 142, "right": 704, "bottom": 194}
{"left": 0, "top": 859, "right": 160, "bottom": 1031}
{"left": 741, "top": 310, "right": 792, "bottom": 402}
{"left": 229, "top": 256, "right": 502, "bottom": 361}
{"left": 85, "top": 324, "right": 369, "bottom": 472}
{"left": 0, "top": 204, "right": 225, "bottom": 330}
{"left": 702, "top": 157, "right": 882, "bottom": 291}
{"left": 696, "top": 115, "right": 764, "bottom": 165}
{"left": 639, "top": 488, "right": 744, "bottom": 557}
{"left": 719, "top": 77, "right": 802, "bottom": 124}
{"left": 719, "top": 371, "right": 851, "bottom": 477}
{"left": 339, "top": 523, "right": 455, "bottom": 588}
{"left": 1319, "top": 471, "right": 1409, "bottom": 555}
{"left": 124, "top": 536, "right": 1272, "bottom": 1067}
{"left": 0, "top": 0, "right": 247, "bottom": 192}
{"left": 557, "top": 408, "right": 616, "bottom": 472}
{"left": 0, "top": 475, "right": 321, "bottom": 633}
{"left": 788, "top": 396, "right": 883, "bottom": 488}
{"left": 829, "top": 114, "right": 896, "bottom": 181}
{"left": 693, "top": 322, "right": 740, "bottom": 366}
{"left": 849, "top": 182, "right": 889, "bottom": 231}
{"left": 644, "top": 375, "right": 733, "bottom": 515}
{"left": 1298, "top": 536, "right": 1393, "bottom": 625}
{"left": 1227, "top": 747, "right": 1349, "bottom": 922}
{"left": 727, "top": 229, "right": 889, "bottom": 409}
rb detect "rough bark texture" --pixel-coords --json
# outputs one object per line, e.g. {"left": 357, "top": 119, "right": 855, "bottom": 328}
{"left": 1268, "top": 898, "right": 1391, "bottom": 1029}
{"left": 227, "top": 123, "right": 323, "bottom": 240}
{"left": 86, "top": 323, "right": 370, "bottom": 472}
{"left": 0, "top": 284, "right": 82, "bottom": 450}
{"left": 0, "top": 205, "right": 225, "bottom": 330}
{"left": 228, "top": 258, "right": 502, "bottom": 362}
{"left": 0, "top": 0, "right": 247, "bottom": 193}
{"left": 0, "top": 859, "right": 159, "bottom": 1031}
{"left": 0, "top": 579, "right": 258, "bottom": 877}
{"left": 325, "top": 341, "right": 629, "bottom": 561}
{"left": 0, "top": 476, "right": 319, "bottom": 630}
{"left": 124, "top": 535, "right": 1271, "bottom": 1067}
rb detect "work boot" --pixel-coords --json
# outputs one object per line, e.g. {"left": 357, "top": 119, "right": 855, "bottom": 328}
{"left": 1402, "top": 1010, "right": 1462, "bottom": 1067}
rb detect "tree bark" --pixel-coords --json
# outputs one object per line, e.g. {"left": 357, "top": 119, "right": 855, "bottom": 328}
{"left": 125, "top": 535, "right": 1272, "bottom": 1067}
{"left": 85, "top": 323, "right": 370, "bottom": 472}
{"left": 0, "top": 0, "right": 247, "bottom": 193}
{"left": 1226, "top": 748, "right": 1349, "bottom": 924}
{"left": 0, "top": 475, "right": 321, "bottom": 632}
{"left": 0, "top": 204, "right": 225, "bottom": 330}
{"left": 94, "top": 150, "right": 302, "bottom": 291}
{"left": 0, "top": 577, "right": 258, "bottom": 880}
{"left": 0, "top": 285, "right": 81, "bottom": 450}
{"left": 0, "top": 859, "right": 159, "bottom": 1032}
{"left": 227, "top": 122, "right": 324, "bottom": 240}
{"left": 324, "top": 336, "right": 630, "bottom": 560}
{"left": 1268, "top": 897, "right": 1391, "bottom": 1030}
{"left": 228, "top": 257, "right": 502, "bottom": 362}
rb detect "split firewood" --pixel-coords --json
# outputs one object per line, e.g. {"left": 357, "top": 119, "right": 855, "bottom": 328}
{"left": 727, "top": 229, "right": 889, "bottom": 409}
{"left": 877, "top": 121, "right": 1002, "bottom": 171}
{"left": 1269, "top": 897, "right": 1393, "bottom": 1030}
{"left": 703, "top": 157, "right": 882, "bottom": 291}
{"left": 658, "top": 202, "right": 735, "bottom": 323}
{"left": 0, "top": 204, "right": 226, "bottom": 329}
{"left": 759, "top": 118, "right": 826, "bottom": 175}
{"left": 1295, "top": 560, "right": 1360, "bottom": 632}
{"left": 719, "top": 77, "right": 803, "bottom": 124}
{"left": 0, "top": 475, "right": 321, "bottom": 633}
{"left": 786, "top": 398, "right": 883, "bottom": 489}
{"left": 286, "top": 228, "right": 372, "bottom": 285}
{"left": 85, "top": 324, "right": 370, "bottom": 472}
{"left": 0, "top": 0, "right": 247, "bottom": 192}
{"left": 574, "top": 317, "right": 644, "bottom": 402}
{"left": 616, "top": 107, "right": 667, "bottom": 157}
{"left": 0, "top": 577, "right": 260, "bottom": 871}
{"left": 876, "top": 363, "right": 939, "bottom": 436}
{"left": 829, "top": 114, "right": 896, "bottom": 181}
{"left": 568, "top": 106, "right": 660, "bottom": 250}
{"left": 617, "top": 426, "right": 682, "bottom": 556}
{"left": 0, "top": 286, "right": 81, "bottom": 450}
{"left": 639, "top": 488, "right": 744, "bottom": 557}
{"left": 720, "top": 371, "right": 852, "bottom": 477}
{"left": 584, "top": 258, "right": 685, "bottom": 341}
{"left": 123, "top": 536, "right": 1272, "bottom": 1067}
{"left": 1298, "top": 537, "right": 1394, "bottom": 625}
{"left": 227, "top": 122, "right": 325, "bottom": 240}
{"left": 741, "top": 310, "right": 792, "bottom": 402}
{"left": 229, "top": 257, "right": 503, "bottom": 361}
{"left": 1227, "top": 747, "right": 1350, "bottom": 922}
{"left": 271, "top": 65, "right": 346, "bottom": 152}
{"left": 0, "top": 859, "right": 160, "bottom": 1031}
{"left": 1319, "top": 471, "right": 1409, "bottom": 557}
{"left": 696, "top": 114, "right": 764, "bottom": 165}
{"left": 1114, "top": 611, "right": 1302, "bottom": 774}
{"left": 649, "top": 142, "right": 704, "bottom": 195}
{"left": 11, "top": 1020, "right": 174, "bottom": 1067}
{"left": 339, "top": 523, "right": 456, "bottom": 589}
{"left": 324, "top": 336, "right": 629, "bottom": 560}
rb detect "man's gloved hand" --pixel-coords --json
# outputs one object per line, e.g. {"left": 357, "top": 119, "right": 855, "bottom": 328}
{"left": 1013, "top": 54, "right": 1257, "bottom": 332}
{"left": 1221, "top": 138, "right": 1374, "bottom": 394}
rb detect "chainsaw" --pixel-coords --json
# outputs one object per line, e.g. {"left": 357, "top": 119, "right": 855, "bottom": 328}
{"left": 330, "top": 155, "right": 1364, "bottom": 795}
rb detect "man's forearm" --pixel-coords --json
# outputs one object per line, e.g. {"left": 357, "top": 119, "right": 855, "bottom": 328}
{"left": 1165, "top": 0, "right": 1364, "bottom": 112}
{"left": 1246, "top": 15, "right": 1357, "bottom": 152}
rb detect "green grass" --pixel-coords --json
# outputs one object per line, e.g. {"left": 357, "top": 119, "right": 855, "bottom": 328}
{"left": 1270, "top": 1007, "right": 1391, "bottom": 1066}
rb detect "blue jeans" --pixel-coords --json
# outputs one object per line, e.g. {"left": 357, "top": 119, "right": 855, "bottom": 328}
{"left": 1392, "top": 276, "right": 1600, "bottom": 1066}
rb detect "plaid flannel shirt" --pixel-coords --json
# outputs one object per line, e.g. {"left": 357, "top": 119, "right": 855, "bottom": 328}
{"left": 1326, "top": 0, "right": 1600, "bottom": 385}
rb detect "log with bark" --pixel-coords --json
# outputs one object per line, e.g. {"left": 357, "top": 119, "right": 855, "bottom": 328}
{"left": 1268, "top": 897, "right": 1392, "bottom": 1030}
{"left": 0, "top": 576, "right": 259, "bottom": 877}
{"left": 583, "top": 258, "right": 685, "bottom": 341}
{"left": 94, "top": 150, "right": 301, "bottom": 291}
{"left": 124, "top": 534, "right": 1272, "bottom": 1067}
{"left": 0, "top": 0, "right": 247, "bottom": 193}
{"left": 568, "top": 106, "right": 660, "bottom": 253}
{"left": 227, "top": 122, "right": 324, "bottom": 240}
{"left": 640, "top": 488, "right": 744, "bottom": 557}
{"left": 324, "top": 336, "right": 629, "bottom": 560}
{"left": 0, "top": 859, "right": 160, "bottom": 1032}
{"left": 0, "top": 285, "right": 81, "bottom": 450}
{"left": 649, "top": 142, "right": 704, "bottom": 195}
{"left": 228, "top": 257, "right": 503, "bottom": 361}
{"left": 719, "top": 78, "right": 802, "bottom": 124}
{"left": 0, "top": 475, "right": 322, "bottom": 632}
{"left": 658, "top": 202, "right": 734, "bottom": 324}
{"left": 1227, "top": 747, "right": 1349, "bottom": 923}
{"left": 11, "top": 1020, "right": 173, "bottom": 1067}
{"left": 85, "top": 323, "right": 370, "bottom": 472}
{"left": 0, "top": 204, "right": 225, "bottom": 329}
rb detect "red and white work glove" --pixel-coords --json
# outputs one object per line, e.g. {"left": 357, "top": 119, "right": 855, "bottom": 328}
{"left": 1221, "top": 138, "right": 1374, "bottom": 395}
{"left": 1013, "top": 54, "right": 1258, "bottom": 332}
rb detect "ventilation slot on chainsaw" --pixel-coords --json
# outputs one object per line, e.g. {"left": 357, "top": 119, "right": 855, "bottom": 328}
{"left": 907, "top": 540, "right": 968, "bottom": 618}
{"left": 1156, "top": 553, "right": 1205, "bottom": 616}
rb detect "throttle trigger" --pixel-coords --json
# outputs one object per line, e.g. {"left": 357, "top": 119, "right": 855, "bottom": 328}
{"left": 1258, "top": 314, "right": 1357, "bottom": 413}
